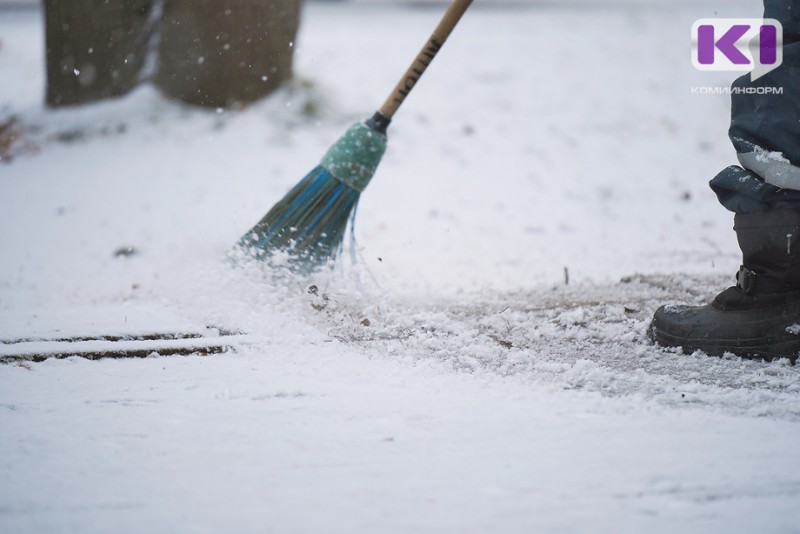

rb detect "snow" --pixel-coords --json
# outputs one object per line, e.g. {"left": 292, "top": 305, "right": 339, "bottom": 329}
{"left": 754, "top": 147, "right": 790, "bottom": 165}
{"left": 2, "top": 1, "right": 800, "bottom": 533}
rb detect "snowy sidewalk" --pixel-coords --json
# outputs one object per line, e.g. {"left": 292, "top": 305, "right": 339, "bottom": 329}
{"left": 3, "top": 344, "right": 798, "bottom": 534}
{"left": 2, "top": 1, "right": 799, "bottom": 533}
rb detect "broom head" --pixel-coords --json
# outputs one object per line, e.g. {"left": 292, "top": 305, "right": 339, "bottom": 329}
{"left": 237, "top": 119, "right": 388, "bottom": 268}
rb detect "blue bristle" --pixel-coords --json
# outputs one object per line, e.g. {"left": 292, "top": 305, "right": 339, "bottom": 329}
{"left": 297, "top": 184, "right": 345, "bottom": 241}
{"left": 237, "top": 165, "right": 362, "bottom": 269}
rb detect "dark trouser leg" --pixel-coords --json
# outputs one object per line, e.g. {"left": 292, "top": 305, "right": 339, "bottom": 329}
{"left": 709, "top": 0, "right": 800, "bottom": 213}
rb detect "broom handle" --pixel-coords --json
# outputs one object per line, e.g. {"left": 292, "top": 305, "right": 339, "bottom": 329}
{"left": 377, "top": 0, "right": 473, "bottom": 120}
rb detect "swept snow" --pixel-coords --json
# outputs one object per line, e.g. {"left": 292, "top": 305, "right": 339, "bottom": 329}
{"left": 2, "top": 1, "right": 799, "bottom": 533}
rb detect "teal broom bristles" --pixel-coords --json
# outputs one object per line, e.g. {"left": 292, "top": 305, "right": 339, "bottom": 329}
{"left": 237, "top": 0, "right": 472, "bottom": 270}
{"left": 237, "top": 165, "right": 362, "bottom": 263}
{"left": 237, "top": 116, "right": 388, "bottom": 268}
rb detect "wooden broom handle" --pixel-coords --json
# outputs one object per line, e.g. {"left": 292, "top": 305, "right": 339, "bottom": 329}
{"left": 378, "top": 0, "right": 473, "bottom": 119}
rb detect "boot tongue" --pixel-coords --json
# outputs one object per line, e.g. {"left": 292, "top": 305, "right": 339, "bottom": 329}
{"left": 712, "top": 282, "right": 800, "bottom": 311}
{"left": 712, "top": 286, "right": 746, "bottom": 311}
{"left": 713, "top": 264, "right": 797, "bottom": 310}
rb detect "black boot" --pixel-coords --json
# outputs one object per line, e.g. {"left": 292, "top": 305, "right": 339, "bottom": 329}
{"left": 649, "top": 209, "right": 800, "bottom": 362}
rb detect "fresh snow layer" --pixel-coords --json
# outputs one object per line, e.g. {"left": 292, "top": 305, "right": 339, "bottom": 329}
{"left": 2, "top": 1, "right": 799, "bottom": 533}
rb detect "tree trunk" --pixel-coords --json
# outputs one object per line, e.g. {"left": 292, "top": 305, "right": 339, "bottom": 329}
{"left": 44, "top": 0, "right": 154, "bottom": 107}
{"left": 156, "top": 0, "right": 301, "bottom": 108}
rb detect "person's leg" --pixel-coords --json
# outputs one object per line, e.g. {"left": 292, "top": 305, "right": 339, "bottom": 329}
{"left": 709, "top": 0, "right": 800, "bottom": 212}
{"left": 649, "top": 0, "right": 800, "bottom": 360}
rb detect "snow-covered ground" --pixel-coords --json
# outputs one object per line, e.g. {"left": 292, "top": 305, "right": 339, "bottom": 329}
{"left": 2, "top": 1, "right": 800, "bottom": 533}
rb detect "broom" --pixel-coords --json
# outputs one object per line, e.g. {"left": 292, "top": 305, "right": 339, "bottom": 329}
{"left": 237, "top": 0, "right": 473, "bottom": 268}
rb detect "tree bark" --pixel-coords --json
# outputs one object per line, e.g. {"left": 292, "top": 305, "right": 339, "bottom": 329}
{"left": 156, "top": 0, "right": 301, "bottom": 108}
{"left": 44, "top": 0, "right": 154, "bottom": 107}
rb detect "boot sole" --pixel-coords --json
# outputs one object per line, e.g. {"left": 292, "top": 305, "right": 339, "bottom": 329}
{"left": 649, "top": 324, "right": 799, "bottom": 363}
